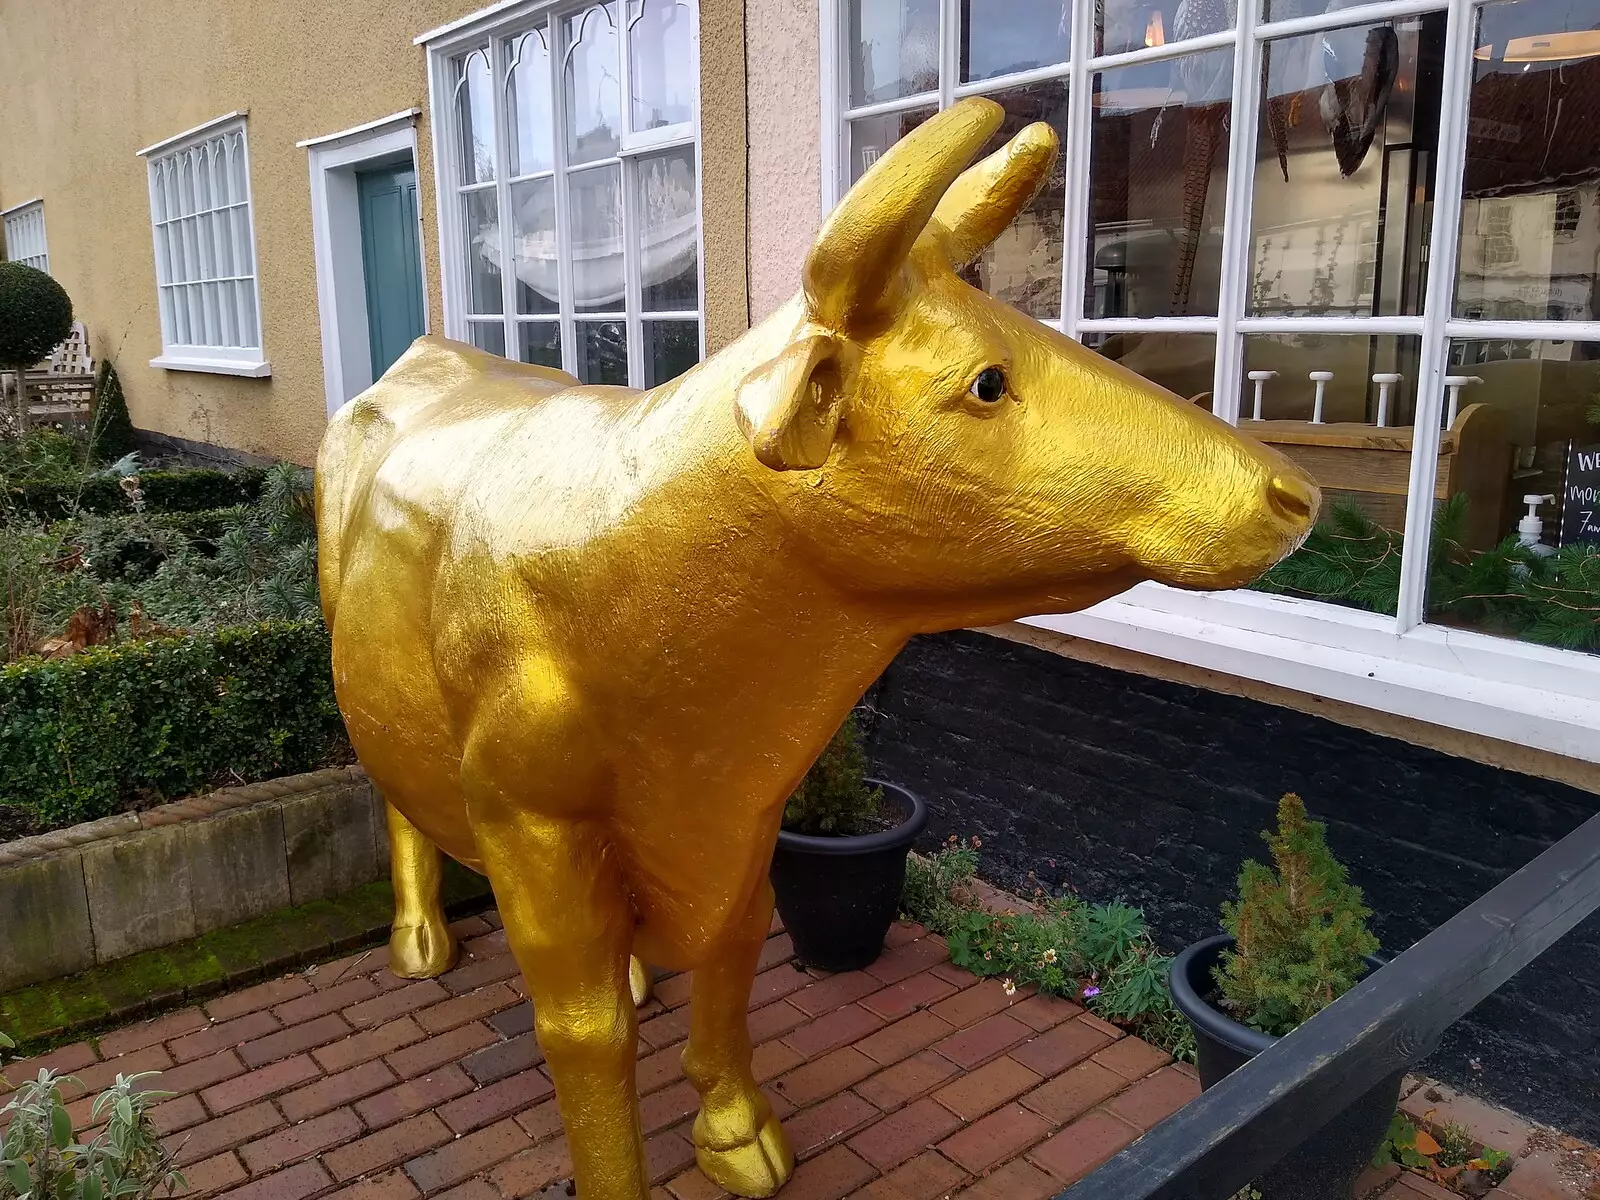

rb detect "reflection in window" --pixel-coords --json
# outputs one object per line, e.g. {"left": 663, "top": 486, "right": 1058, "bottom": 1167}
{"left": 960, "top": 0, "right": 1070, "bottom": 84}
{"left": 463, "top": 189, "right": 503, "bottom": 315}
{"left": 506, "top": 30, "right": 554, "bottom": 178}
{"left": 959, "top": 81, "right": 1069, "bottom": 320}
{"left": 1098, "top": 0, "right": 1234, "bottom": 59}
{"left": 566, "top": 3, "right": 622, "bottom": 164}
{"left": 1242, "top": 335, "right": 1423, "bottom": 615}
{"left": 1456, "top": 0, "right": 1600, "bottom": 322}
{"left": 644, "top": 319, "right": 699, "bottom": 386}
{"left": 849, "top": 0, "right": 939, "bottom": 106}
{"left": 1251, "top": 16, "right": 1443, "bottom": 317}
{"left": 629, "top": 0, "right": 693, "bottom": 130}
{"left": 847, "top": 106, "right": 937, "bottom": 184}
{"left": 510, "top": 178, "right": 559, "bottom": 315}
{"left": 1084, "top": 332, "right": 1217, "bottom": 406}
{"left": 576, "top": 319, "right": 629, "bottom": 385}
{"left": 569, "top": 165, "right": 625, "bottom": 313}
{"left": 1088, "top": 50, "right": 1232, "bottom": 318}
{"left": 518, "top": 321, "right": 562, "bottom": 368}
{"left": 1424, "top": 341, "right": 1600, "bottom": 653}
{"left": 636, "top": 147, "right": 699, "bottom": 311}
{"left": 455, "top": 48, "right": 497, "bottom": 185}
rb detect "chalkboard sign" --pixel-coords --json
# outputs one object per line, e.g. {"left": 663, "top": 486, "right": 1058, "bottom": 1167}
{"left": 1561, "top": 441, "right": 1600, "bottom": 547}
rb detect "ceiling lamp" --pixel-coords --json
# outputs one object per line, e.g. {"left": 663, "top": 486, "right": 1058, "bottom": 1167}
{"left": 1474, "top": 29, "right": 1600, "bottom": 62}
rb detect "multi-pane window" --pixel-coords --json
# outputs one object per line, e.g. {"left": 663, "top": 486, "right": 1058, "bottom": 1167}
{"left": 2, "top": 201, "right": 49, "bottom": 273}
{"left": 834, "top": 0, "right": 1600, "bottom": 664}
{"left": 141, "top": 118, "right": 265, "bottom": 370}
{"left": 438, "top": 0, "right": 701, "bottom": 389}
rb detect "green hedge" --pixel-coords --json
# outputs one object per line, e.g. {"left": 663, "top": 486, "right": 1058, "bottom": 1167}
{"left": 0, "top": 620, "right": 349, "bottom": 830}
{"left": 4, "top": 467, "right": 267, "bottom": 523}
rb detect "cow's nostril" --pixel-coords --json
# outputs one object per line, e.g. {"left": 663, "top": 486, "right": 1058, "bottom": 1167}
{"left": 1268, "top": 474, "right": 1315, "bottom": 522}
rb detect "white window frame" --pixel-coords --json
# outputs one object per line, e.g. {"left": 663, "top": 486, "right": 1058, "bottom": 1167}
{"left": 820, "top": 0, "right": 1600, "bottom": 763}
{"left": 2, "top": 199, "right": 50, "bottom": 274}
{"left": 417, "top": 0, "right": 705, "bottom": 388}
{"left": 137, "top": 112, "right": 271, "bottom": 378}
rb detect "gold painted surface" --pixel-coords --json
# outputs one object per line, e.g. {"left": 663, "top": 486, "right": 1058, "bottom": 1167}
{"left": 317, "top": 98, "right": 1317, "bottom": 1199}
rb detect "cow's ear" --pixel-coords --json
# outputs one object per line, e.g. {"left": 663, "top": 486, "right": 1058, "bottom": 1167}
{"left": 734, "top": 333, "right": 842, "bottom": 471}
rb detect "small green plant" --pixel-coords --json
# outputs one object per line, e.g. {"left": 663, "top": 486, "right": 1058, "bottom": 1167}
{"left": 902, "top": 842, "right": 1196, "bottom": 1062}
{"left": 1373, "top": 1113, "right": 1436, "bottom": 1170}
{"left": 89, "top": 362, "right": 138, "bottom": 465}
{"left": 782, "top": 712, "right": 884, "bottom": 836}
{"left": 0, "top": 1068, "right": 186, "bottom": 1200}
{"left": 1214, "top": 794, "right": 1379, "bottom": 1037}
{"left": 1435, "top": 1121, "right": 1475, "bottom": 1169}
{"left": 1468, "top": 1147, "right": 1511, "bottom": 1174}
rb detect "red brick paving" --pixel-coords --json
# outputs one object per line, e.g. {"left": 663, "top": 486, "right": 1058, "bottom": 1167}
{"left": 30, "top": 914, "right": 1212, "bottom": 1198}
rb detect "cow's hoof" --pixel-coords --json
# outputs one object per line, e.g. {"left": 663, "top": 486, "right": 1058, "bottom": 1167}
{"left": 629, "top": 955, "right": 653, "bottom": 1007}
{"left": 388, "top": 918, "right": 458, "bottom": 979}
{"left": 694, "top": 1109, "right": 794, "bottom": 1198}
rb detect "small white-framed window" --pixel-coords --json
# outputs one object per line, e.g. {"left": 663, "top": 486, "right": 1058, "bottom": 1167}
{"left": 138, "top": 114, "right": 270, "bottom": 377}
{"left": 2, "top": 201, "right": 49, "bottom": 273}
{"left": 422, "top": 0, "right": 702, "bottom": 389}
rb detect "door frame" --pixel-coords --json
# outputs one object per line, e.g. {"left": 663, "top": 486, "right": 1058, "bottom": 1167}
{"left": 300, "top": 109, "right": 430, "bottom": 415}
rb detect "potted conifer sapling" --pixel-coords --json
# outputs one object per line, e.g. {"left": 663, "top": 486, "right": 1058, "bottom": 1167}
{"left": 1169, "top": 794, "right": 1394, "bottom": 1200}
{"left": 769, "top": 713, "right": 927, "bottom": 971}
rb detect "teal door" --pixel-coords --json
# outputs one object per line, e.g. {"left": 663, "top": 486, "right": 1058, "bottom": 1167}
{"left": 357, "top": 164, "right": 425, "bottom": 382}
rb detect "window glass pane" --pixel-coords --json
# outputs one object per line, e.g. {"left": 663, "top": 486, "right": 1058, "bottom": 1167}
{"left": 644, "top": 319, "right": 699, "bottom": 386}
{"left": 1251, "top": 16, "right": 1443, "bottom": 317}
{"left": 569, "top": 165, "right": 624, "bottom": 313}
{"left": 468, "top": 320, "right": 507, "bottom": 356}
{"left": 1084, "top": 332, "right": 1217, "bottom": 407}
{"left": 960, "top": 80, "right": 1069, "bottom": 321}
{"left": 510, "top": 178, "right": 559, "bottom": 315}
{"left": 575, "top": 319, "right": 629, "bottom": 385}
{"left": 463, "top": 188, "right": 504, "bottom": 315}
{"left": 848, "top": 0, "right": 939, "bottom": 107}
{"left": 1088, "top": 50, "right": 1232, "bottom": 319}
{"left": 630, "top": 0, "right": 694, "bottom": 130}
{"left": 847, "top": 106, "right": 936, "bottom": 184}
{"left": 506, "top": 28, "right": 554, "bottom": 177}
{"left": 959, "top": 0, "right": 1070, "bottom": 84}
{"left": 637, "top": 147, "right": 699, "bottom": 311}
{"left": 566, "top": 3, "right": 622, "bottom": 164}
{"left": 517, "top": 321, "right": 563, "bottom": 368}
{"left": 1240, "top": 333, "right": 1422, "bottom": 615}
{"left": 455, "top": 47, "right": 497, "bottom": 185}
{"left": 1098, "top": 0, "right": 1232, "bottom": 59}
{"left": 1417, "top": 340, "right": 1599, "bottom": 653}
{"left": 1456, "top": 1, "right": 1600, "bottom": 322}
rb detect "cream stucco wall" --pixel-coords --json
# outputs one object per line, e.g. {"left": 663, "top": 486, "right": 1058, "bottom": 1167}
{"left": 0, "top": 0, "right": 750, "bottom": 464}
{"left": 745, "top": 0, "right": 823, "bottom": 321}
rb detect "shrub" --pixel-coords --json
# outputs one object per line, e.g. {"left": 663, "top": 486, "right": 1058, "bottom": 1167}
{"left": 4, "top": 466, "right": 266, "bottom": 523}
{"left": 0, "top": 618, "right": 349, "bottom": 829}
{"left": 782, "top": 712, "right": 884, "bottom": 836}
{"left": 0, "top": 1052, "right": 184, "bottom": 1200}
{"left": 1213, "top": 794, "right": 1379, "bottom": 1037}
{"left": 0, "top": 262, "right": 72, "bottom": 372}
{"left": 88, "top": 360, "right": 138, "bottom": 464}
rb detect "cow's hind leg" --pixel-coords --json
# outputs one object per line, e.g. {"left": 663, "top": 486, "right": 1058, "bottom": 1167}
{"left": 683, "top": 880, "right": 794, "bottom": 1197}
{"left": 386, "top": 803, "right": 459, "bottom": 978}
{"left": 477, "top": 813, "right": 649, "bottom": 1200}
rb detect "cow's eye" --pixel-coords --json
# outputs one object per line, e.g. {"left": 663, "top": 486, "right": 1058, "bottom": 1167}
{"left": 970, "top": 367, "right": 1007, "bottom": 404}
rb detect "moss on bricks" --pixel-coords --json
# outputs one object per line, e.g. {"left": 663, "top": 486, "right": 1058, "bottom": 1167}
{"left": 0, "top": 876, "right": 493, "bottom": 1056}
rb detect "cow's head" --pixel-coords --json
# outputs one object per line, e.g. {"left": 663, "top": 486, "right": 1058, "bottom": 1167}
{"left": 735, "top": 97, "right": 1318, "bottom": 622}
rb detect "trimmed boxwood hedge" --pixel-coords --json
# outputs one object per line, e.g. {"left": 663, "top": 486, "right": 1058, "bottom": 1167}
{"left": 0, "top": 619, "right": 350, "bottom": 830}
{"left": 4, "top": 466, "right": 267, "bottom": 523}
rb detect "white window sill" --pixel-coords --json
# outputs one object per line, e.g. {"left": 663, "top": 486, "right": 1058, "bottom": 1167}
{"left": 1024, "top": 583, "right": 1600, "bottom": 767}
{"left": 149, "top": 354, "right": 272, "bottom": 378}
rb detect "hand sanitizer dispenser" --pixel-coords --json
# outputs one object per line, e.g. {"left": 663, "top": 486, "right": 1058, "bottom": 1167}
{"left": 1518, "top": 494, "right": 1557, "bottom": 558}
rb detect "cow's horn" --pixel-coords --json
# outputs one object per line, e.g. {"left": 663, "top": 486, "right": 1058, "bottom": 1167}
{"left": 924, "top": 122, "right": 1059, "bottom": 269}
{"left": 804, "top": 97, "right": 1003, "bottom": 332}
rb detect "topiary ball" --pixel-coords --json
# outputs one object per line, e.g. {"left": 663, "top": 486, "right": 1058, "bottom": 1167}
{"left": 0, "top": 260, "right": 73, "bottom": 370}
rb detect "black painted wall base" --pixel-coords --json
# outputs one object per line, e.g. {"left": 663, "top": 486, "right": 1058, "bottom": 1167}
{"left": 862, "top": 630, "right": 1600, "bottom": 1141}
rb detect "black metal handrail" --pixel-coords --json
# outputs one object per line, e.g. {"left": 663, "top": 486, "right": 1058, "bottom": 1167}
{"left": 1062, "top": 808, "right": 1600, "bottom": 1200}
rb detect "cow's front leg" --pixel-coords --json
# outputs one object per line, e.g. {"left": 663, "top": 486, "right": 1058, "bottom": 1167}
{"left": 477, "top": 813, "right": 648, "bottom": 1200}
{"left": 683, "top": 880, "right": 794, "bottom": 1197}
{"left": 386, "top": 803, "right": 459, "bottom": 978}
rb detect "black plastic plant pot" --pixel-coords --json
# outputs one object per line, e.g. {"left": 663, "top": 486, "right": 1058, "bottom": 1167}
{"left": 1169, "top": 934, "right": 1402, "bottom": 1200}
{"left": 770, "top": 780, "right": 928, "bottom": 973}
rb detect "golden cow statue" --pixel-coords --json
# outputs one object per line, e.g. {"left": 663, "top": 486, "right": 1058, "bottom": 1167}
{"left": 316, "top": 98, "right": 1317, "bottom": 1200}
